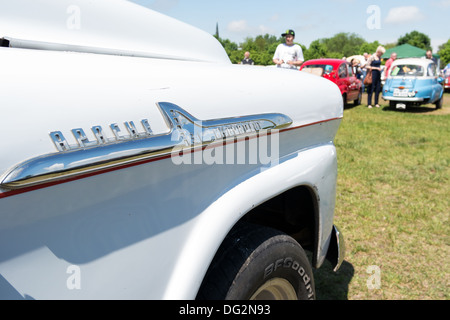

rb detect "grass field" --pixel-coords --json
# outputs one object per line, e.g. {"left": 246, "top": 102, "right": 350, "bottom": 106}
{"left": 313, "top": 92, "right": 450, "bottom": 300}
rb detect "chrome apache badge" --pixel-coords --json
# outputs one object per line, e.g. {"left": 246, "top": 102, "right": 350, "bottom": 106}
{"left": 0, "top": 102, "right": 292, "bottom": 190}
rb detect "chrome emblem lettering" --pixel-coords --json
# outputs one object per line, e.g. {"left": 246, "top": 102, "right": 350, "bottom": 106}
{"left": 1, "top": 102, "right": 292, "bottom": 190}
{"left": 51, "top": 120, "right": 154, "bottom": 151}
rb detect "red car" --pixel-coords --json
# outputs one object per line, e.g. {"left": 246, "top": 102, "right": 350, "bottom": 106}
{"left": 443, "top": 65, "right": 450, "bottom": 91}
{"left": 300, "top": 59, "right": 362, "bottom": 106}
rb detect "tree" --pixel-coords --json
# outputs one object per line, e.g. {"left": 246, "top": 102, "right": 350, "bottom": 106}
{"left": 397, "top": 31, "right": 431, "bottom": 51}
{"left": 438, "top": 39, "right": 450, "bottom": 67}
{"left": 359, "top": 41, "right": 381, "bottom": 55}
{"left": 214, "top": 35, "right": 238, "bottom": 53}
{"left": 320, "top": 32, "right": 366, "bottom": 58}
{"left": 214, "top": 32, "right": 393, "bottom": 65}
{"left": 384, "top": 42, "right": 397, "bottom": 50}
{"left": 241, "top": 34, "right": 281, "bottom": 53}
{"left": 235, "top": 34, "right": 284, "bottom": 65}
{"left": 214, "top": 35, "right": 241, "bottom": 63}
{"left": 304, "top": 40, "right": 328, "bottom": 60}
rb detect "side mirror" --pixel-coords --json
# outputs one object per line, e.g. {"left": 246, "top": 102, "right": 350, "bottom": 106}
{"left": 437, "top": 77, "right": 444, "bottom": 84}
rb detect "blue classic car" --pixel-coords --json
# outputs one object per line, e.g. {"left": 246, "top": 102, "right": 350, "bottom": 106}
{"left": 383, "top": 58, "right": 444, "bottom": 109}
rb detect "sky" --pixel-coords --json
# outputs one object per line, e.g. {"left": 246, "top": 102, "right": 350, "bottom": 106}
{"left": 129, "top": 0, "right": 449, "bottom": 52}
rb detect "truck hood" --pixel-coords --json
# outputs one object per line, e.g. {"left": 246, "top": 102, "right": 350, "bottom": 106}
{"left": 0, "top": 47, "right": 342, "bottom": 185}
{"left": 0, "top": 0, "right": 343, "bottom": 189}
{"left": 0, "top": 0, "right": 229, "bottom": 64}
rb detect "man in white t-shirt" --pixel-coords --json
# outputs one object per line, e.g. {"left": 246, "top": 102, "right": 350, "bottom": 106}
{"left": 273, "top": 29, "right": 304, "bottom": 70}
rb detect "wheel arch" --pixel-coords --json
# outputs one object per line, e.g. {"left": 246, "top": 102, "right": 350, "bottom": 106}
{"left": 240, "top": 185, "right": 319, "bottom": 264}
{"left": 193, "top": 184, "right": 321, "bottom": 300}
{"left": 162, "top": 144, "right": 338, "bottom": 299}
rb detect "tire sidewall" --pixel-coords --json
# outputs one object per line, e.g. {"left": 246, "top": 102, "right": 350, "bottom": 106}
{"left": 354, "top": 90, "right": 362, "bottom": 106}
{"left": 436, "top": 96, "right": 443, "bottom": 109}
{"left": 225, "top": 234, "right": 315, "bottom": 300}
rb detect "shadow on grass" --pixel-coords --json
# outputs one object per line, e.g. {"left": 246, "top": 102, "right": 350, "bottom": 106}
{"left": 343, "top": 101, "right": 361, "bottom": 110}
{"left": 313, "top": 260, "right": 354, "bottom": 300}
{"left": 381, "top": 104, "right": 439, "bottom": 114}
{"left": 344, "top": 104, "right": 358, "bottom": 111}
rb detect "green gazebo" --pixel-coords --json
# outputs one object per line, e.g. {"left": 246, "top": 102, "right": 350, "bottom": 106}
{"left": 382, "top": 43, "right": 440, "bottom": 65}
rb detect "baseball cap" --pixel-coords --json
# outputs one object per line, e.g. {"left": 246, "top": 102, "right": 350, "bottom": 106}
{"left": 282, "top": 29, "right": 295, "bottom": 37}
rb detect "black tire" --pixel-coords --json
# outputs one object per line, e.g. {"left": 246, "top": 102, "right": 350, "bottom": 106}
{"left": 435, "top": 96, "right": 443, "bottom": 109}
{"left": 389, "top": 100, "right": 396, "bottom": 109}
{"left": 354, "top": 90, "right": 362, "bottom": 106}
{"left": 196, "top": 222, "right": 315, "bottom": 300}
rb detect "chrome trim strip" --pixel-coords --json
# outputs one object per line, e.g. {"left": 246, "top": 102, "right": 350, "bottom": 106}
{"left": 5, "top": 37, "right": 206, "bottom": 62}
{"left": 0, "top": 102, "right": 292, "bottom": 190}
{"left": 383, "top": 96, "right": 425, "bottom": 102}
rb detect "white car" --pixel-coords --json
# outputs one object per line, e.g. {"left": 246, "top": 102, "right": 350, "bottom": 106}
{"left": 0, "top": 0, "right": 344, "bottom": 300}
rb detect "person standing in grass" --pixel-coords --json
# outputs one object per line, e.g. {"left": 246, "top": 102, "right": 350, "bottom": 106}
{"left": 366, "top": 46, "right": 386, "bottom": 109}
{"left": 273, "top": 29, "right": 304, "bottom": 70}
{"left": 385, "top": 52, "right": 397, "bottom": 78}
{"left": 241, "top": 51, "right": 255, "bottom": 65}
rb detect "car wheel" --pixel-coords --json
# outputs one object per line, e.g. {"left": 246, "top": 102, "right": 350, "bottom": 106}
{"left": 196, "top": 222, "right": 315, "bottom": 300}
{"left": 435, "top": 96, "right": 443, "bottom": 109}
{"left": 354, "top": 90, "right": 362, "bottom": 106}
{"left": 342, "top": 94, "right": 347, "bottom": 107}
{"left": 389, "top": 100, "right": 396, "bottom": 109}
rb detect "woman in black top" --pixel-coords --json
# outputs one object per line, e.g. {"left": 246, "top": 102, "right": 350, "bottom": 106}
{"left": 366, "top": 46, "right": 385, "bottom": 108}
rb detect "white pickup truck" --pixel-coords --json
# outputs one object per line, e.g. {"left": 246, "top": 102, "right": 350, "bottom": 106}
{"left": 0, "top": 0, "right": 344, "bottom": 300}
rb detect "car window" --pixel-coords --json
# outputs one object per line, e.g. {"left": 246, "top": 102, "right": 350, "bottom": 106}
{"left": 303, "top": 64, "right": 334, "bottom": 75}
{"left": 338, "top": 64, "right": 347, "bottom": 78}
{"left": 427, "top": 64, "right": 437, "bottom": 77}
{"left": 390, "top": 64, "right": 424, "bottom": 77}
{"left": 348, "top": 65, "right": 354, "bottom": 76}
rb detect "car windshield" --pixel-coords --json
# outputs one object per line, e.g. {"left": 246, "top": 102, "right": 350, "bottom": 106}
{"left": 390, "top": 64, "right": 424, "bottom": 77}
{"left": 304, "top": 64, "right": 335, "bottom": 75}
